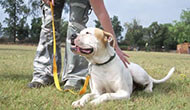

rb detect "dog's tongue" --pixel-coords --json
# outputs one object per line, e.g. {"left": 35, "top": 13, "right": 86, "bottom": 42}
{"left": 75, "top": 46, "right": 92, "bottom": 54}
{"left": 76, "top": 46, "right": 81, "bottom": 53}
{"left": 81, "top": 49, "right": 91, "bottom": 54}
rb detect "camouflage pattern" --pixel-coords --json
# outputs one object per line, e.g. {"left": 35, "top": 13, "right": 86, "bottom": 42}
{"left": 31, "top": 0, "right": 91, "bottom": 88}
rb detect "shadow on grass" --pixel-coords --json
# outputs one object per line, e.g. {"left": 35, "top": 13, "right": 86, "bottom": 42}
{"left": 131, "top": 82, "right": 178, "bottom": 98}
{"left": 0, "top": 73, "right": 32, "bottom": 82}
{"left": 0, "top": 48, "right": 33, "bottom": 52}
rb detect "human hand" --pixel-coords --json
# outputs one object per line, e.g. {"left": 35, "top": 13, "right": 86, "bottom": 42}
{"left": 115, "top": 45, "right": 130, "bottom": 68}
{"left": 42, "top": 0, "right": 54, "bottom": 6}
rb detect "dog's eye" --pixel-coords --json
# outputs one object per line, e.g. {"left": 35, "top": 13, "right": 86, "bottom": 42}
{"left": 86, "top": 32, "right": 90, "bottom": 34}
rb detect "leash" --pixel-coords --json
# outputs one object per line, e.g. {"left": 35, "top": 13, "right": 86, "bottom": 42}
{"left": 79, "top": 75, "right": 90, "bottom": 95}
{"left": 50, "top": 2, "right": 62, "bottom": 91}
{"left": 50, "top": 2, "right": 89, "bottom": 95}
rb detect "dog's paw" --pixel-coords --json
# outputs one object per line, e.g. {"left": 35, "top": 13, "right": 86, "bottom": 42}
{"left": 72, "top": 100, "right": 85, "bottom": 108}
{"left": 90, "top": 99, "right": 101, "bottom": 105}
{"left": 144, "top": 88, "right": 153, "bottom": 93}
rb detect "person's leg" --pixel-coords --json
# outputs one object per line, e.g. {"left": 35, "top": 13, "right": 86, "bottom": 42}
{"left": 62, "top": 0, "right": 91, "bottom": 90}
{"left": 28, "top": 0, "right": 65, "bottom": 88}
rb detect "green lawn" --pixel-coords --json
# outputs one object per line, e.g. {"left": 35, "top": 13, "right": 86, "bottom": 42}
{"left": 0, "top": 44, "right": 189, "bottom": 110}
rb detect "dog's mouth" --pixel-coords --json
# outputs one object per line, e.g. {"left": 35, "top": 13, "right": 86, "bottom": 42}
{"left": 71, "top": 45, "right": 94, "bottom": 55}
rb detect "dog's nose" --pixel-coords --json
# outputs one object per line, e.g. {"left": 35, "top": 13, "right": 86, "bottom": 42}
{"left": 71, "top": 34, "right": 77, "bottom": 45}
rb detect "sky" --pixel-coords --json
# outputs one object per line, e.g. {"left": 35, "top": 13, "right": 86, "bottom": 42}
{"left": 0, "top": 0, "right": 190, "bottom": 33}
{"left": 87, "top": 0, "right": 190, "bottom": 27}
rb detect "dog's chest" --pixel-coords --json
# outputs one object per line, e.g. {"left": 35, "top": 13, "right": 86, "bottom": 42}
{"left": 89, "top": 65, "right": 121, "bottom": 92}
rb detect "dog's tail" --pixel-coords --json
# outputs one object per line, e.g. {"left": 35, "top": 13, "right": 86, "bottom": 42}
{"left": 149, "top": 67, "right": 175, "bottom": 84}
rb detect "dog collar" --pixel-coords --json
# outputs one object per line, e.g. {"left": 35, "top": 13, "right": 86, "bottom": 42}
{"left": 95, "top": 53, "right": 116, "bottom": 66}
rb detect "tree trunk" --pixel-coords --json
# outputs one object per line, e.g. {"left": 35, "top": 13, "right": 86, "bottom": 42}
{"left": 13, "top": 1, "right": 16, "bottom": 43}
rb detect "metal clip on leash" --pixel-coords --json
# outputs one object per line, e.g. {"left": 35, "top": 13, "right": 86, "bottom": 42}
{"left": 50, "top": 2, "right": 90, "bottom": 95}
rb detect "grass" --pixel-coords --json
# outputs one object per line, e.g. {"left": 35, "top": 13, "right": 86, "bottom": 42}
{"left": 0, "top": 44, "right": 189, "bottom": 110}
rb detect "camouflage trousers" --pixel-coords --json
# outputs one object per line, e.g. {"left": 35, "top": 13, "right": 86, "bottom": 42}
{"left": 31, "top": 0, "right": 90, "bottom": 88}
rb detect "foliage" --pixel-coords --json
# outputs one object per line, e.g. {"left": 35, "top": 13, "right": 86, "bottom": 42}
{"left": 28, "top": 18, "right": 68, "bottom": 44}
{"left": 28, "top": 0, "right": 41, "bottom": 17}
{"left": 173, "top": 9, "right": 190, "bottom": 43}
{"left": 17, "top": 19, "right": 30, "bottom": 40}
{"left": 111, "top": 16, "right": 124, "bottom": 40}
{"left": 0, "top": 22, "right": 2, "bottom": 36}
{"left": 0, "top": 0, "right": 29, "bottom": 42}
{"left": 163, "top": 24, "right": 178, "bottom": 50}
{"left": 94, "top": 16, "right": 124, "bottom": 40}
{"left": 163, "top": 9, "right": 190, "bottom": 49}
{"left": 94, "top": 19, "right": 103, "bottom": 29}
{"left": 28, "top": 0, "right": 69, "bottom": 43}
{"left": 180, "top": 9, "right": 190, "bottom": 24}
{"left": 29, "top": 17, "right": 42, "bottom": 43}
{"left": 123, "top": 9, "right": 190, "bottom": 51}
{"left": 124, "top": 19, "right": 145, "bottom": 49}
{"left": 0, "top": 22, "right": 2, "bottom": 30}
{"left": 29, "top": 0, "right": 69, "bottom": 17}
{"left": 147, "top": 22, "right": 168, "bottom": 50}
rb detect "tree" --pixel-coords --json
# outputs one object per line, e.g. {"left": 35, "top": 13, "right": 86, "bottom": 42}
{"left": 147, "top": 22, "right": 168, "bottom": 50}
{"left": 94, "top": 19, "right": 103, "bottom": 29}
{"left": 30, "top": 17, "right": 42, "bottom": 43}
{"left": 168, "top": 9, "right": 190, "bottom": 45}
{"left": 94, "top": 16, "right": 124, "bottom": 40}
{"left": 124, "top": 19, "right": 145, "bottom": 49}
{"left": 111, "top": 16, "right": 124, "bottom": 40}
{"left": 162, "top": 23, "right": 177, "bottom": 50}
{"left": 29, "top": 18, "right": 68, "bottom": 43}
{"left": 180, "top": 9, "right": 190, "bottom": 24}
{"left": 17, "top": 18, "right": 30, "bottom": 40}
{"left": 169, "top": 21, "right": 190, "bottom": 44}
{"left": 29, "top": 0, "right": 41, "bottom": 17}
{"left": 178, "top": 9, "right": 190, "bottom": 43}
{"left": 0, "top": 23, "right": 2, "bottom": 37}
{"left": 0, "top": 0, "right": 29, "bottom": 42}
{"left": 0, "top": 23, "right": 2, "bottom": 30}
{"left": 29, "top": 0, "right": 69, "bottom": 43}
{"left": 29, "top": 0, "right": 69, "bottom": 17}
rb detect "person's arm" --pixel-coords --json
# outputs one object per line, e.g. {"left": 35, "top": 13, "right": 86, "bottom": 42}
{"left": 90, "top": 0, "right": 130, "bottom": 67}
{"left": 42, "top": 0, "right": 54, "bottom": 6}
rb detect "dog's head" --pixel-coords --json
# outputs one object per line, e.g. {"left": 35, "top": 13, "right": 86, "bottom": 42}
{"left": 70, "top": 28, "right": 115, "bottom": 62}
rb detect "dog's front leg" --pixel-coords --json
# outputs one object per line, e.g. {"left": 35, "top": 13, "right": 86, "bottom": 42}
{"left": 90, "top": 90, "right": 130, "bottom": 105}
{"left": 72, "top": 93, "right": 96, "bottom": 108}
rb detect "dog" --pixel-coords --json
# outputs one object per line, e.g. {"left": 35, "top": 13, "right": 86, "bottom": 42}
{"left": 70, "top": 28, "right": 175, "bottom": 107}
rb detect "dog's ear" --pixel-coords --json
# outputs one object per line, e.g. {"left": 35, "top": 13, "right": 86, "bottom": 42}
{"left": 103, "top": 31, "right": 116, "bottom": 48}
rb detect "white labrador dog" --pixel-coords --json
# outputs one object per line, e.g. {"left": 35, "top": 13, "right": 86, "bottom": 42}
{"left": 70, "top": 28, "right": 175, "bottom": 107}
